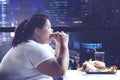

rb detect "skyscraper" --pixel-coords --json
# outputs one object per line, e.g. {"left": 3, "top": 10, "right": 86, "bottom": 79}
{"left": 0, "top": 0, "right": 11, "bottom": 27}
{"left": 66, "top": 0, "right": 93, "bottom": 27}
{"left": 80, "top": 0, "right": 92, "bottom": 19}
{"left": 0, "top": 0, "right": 11, "bottom": 41}
{"left": 49, "top": 0, "right": 71, "bottom": 27}
{"left": 16, "top": 0, "right": 31, "bottom": 23}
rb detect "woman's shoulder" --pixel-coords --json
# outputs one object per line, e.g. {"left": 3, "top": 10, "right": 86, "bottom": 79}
{"left": 23, "top": 40, "right": 51, "bottom": 49}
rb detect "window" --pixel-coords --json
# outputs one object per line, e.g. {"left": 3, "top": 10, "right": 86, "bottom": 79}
{"left": 0, "top": 0, "right": 120, "bottom": 69}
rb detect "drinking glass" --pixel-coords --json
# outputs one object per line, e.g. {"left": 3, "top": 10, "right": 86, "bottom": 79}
{"left": 95, "top": 52, "right": 105, "bottom": 62}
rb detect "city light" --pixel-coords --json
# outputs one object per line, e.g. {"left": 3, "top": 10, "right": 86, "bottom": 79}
{"left": 10, "top": 32, "right": 14, "bottom": 37}
{"left": 73, "top": 21, "right": 82, "bottom": 24}
{"left": 0, "top": 0, "right": 6, "bottom": 1}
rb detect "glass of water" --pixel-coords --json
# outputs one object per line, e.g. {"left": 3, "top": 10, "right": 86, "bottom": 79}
{"left": 95, "top": 52, "right": 105, "bottom": 62}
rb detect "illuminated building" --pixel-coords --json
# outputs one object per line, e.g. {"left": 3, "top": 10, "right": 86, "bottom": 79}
{"left": 0, "top": 0, "right": 11, "bottom": 27}
{"left": 80, "top": 0, "right": 92, "bottom": 19}
{"left": 0, "top": 0, "right": 11, "bottom": 41}
{"left": 49, "top": 0, "right": 71, "bottom": 27}
{"left": 17, "top": 0, "right": 31, "bottom": 22}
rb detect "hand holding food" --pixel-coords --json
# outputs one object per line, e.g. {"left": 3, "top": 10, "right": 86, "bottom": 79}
{"left": 50, "top": 33, "right": 58, "bottom": 40}
{"left": 50, "top": 31, "right": 69, "bottom": 45}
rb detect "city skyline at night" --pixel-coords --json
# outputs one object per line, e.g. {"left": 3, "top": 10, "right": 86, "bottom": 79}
{"left": 1, "top": 0, "right": 120, "bottom": 28}
{"left": 8, "top": 0, "right": 120, "bottom": 27}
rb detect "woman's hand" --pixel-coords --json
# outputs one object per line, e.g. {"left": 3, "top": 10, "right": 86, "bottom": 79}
{"left": 53, "top": 31, "right": 69, "bottom": 45}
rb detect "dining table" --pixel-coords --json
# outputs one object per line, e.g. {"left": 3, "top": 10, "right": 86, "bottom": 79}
{"left": 63, "top": 70, "right": 120, "bottom": 80}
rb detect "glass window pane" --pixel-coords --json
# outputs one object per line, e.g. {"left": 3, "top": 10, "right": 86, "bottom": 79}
{"left": 0, "top": 32, "right": 13, "bottom": 61}
{"left": 0, "top": 0, "right": 120, "bottom": 70}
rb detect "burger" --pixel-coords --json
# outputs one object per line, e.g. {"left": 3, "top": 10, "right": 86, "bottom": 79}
{"left": 93, "top": 61, "right": 106, "bottom": 68}
{"left": 50, "top": 33, "right": 58, "bottom": 40}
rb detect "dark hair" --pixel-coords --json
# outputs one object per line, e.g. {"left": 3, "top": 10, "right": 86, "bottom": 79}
{"left": 12, "top": 14, "right": 48, "bottom": 47}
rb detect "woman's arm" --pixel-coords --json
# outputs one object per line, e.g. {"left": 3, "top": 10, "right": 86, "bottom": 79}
{"left": 37, "top": 31, "right": 69, "bottom": 77}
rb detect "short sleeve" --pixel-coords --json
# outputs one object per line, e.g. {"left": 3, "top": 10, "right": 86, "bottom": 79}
{"left": 26, "top": 43, "right": 55, "bottom": 68}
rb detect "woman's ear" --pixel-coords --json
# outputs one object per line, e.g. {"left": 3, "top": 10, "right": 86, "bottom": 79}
{"left": 34, "top": 27, "right": 41, "bottom": 36}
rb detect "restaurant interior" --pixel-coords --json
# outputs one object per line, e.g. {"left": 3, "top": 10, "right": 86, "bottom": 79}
{"left": 0, "top": 0, "right": 120, "bottom": 73}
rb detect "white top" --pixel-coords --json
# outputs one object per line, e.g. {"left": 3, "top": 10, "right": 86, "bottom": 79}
{"left": 0, "top": 40, "right": 55, "bottom": 80}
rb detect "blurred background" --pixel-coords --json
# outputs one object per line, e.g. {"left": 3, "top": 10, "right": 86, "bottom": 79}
{"left": 0, "top": 0, "right": 120, "bottom": 69}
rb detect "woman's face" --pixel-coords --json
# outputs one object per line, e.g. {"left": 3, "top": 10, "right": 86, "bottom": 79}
{"left": 38, "top": 19, "right": 53, "bottom": 44}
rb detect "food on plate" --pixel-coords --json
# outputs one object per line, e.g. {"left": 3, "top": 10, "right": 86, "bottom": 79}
{"left": 78, "top": 59, "right": 117, "bottom": 73}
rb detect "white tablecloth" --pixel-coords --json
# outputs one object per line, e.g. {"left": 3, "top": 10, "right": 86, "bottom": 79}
{"left": 63, "top": 70, "right": 120, "bottom": 80}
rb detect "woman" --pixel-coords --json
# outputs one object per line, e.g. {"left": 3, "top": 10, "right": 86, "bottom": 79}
{"left": 0, "top": 14, "right": 69, "bottom": 80}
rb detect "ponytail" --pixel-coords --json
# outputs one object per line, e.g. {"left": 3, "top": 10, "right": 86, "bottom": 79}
{"left": 12, "top": 14, "right": 49, "bottom": 47}
{"left": 12, "top": 19, "right": 30, "bottom": 47}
